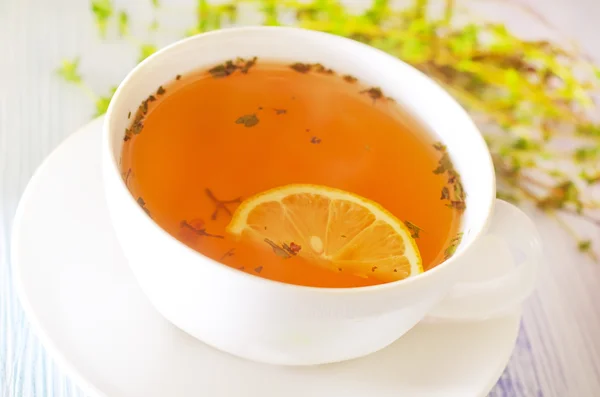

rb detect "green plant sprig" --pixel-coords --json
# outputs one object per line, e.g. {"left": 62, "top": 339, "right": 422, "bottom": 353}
{"left": 63, "top": 0, "right": 600, "bottom": 259}
{"left": 57, "top": 58, "right": 117, "bottom": 116}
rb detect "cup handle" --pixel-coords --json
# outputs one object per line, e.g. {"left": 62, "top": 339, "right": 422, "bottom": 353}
{"left": 426, "top": 199, "right": 542, "bottom": 321}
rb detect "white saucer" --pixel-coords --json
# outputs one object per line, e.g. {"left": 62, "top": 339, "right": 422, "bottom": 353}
{"left": 12, "top": 117, "right": 520, "bottom": 397}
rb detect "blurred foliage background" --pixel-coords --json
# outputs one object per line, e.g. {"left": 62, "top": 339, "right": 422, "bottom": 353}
{"left": 59, "top": 0, "right": 600, "bottom": 258}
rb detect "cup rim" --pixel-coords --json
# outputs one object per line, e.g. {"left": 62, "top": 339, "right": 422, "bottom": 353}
{"left": 103, "top": 25, "right": 496, "bottom": 294}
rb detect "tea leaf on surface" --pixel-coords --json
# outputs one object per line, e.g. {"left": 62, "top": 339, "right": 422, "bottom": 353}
{"left": 137, "top": 197, "right": 152, "bottom": 217}
{"left": 444, "top": 232, "right": 464, "bottom": 259}
{"left": 123, "top": 168, "right": 132, "bottom": 186}
{"left": 264, "top": 239, "right": 292, "bottom": 259}
{"left": 205, "top": 189, "right": 242, "bottom": 220}
{"left": 433, "top": 142, "right": 446, "bottom": 151}
{"left": 235, "top": 114, "right": 259, "bottom": 127}
{"left": 208, "top": 58, "right": 257, "bottom": 78}
{"left": 454, "top": 181, "right": 466, "bottom": 201}
{"left": 360, "top": 87, "right": 384, "bottom": 103}
{"left": 446, "top": 200, "right": 467, "bottom": 211}
{"left": 239, "top": 57, "right": 258, "bottom": 74}
{"left": 404, "top": 221, "right": 423, "bottom": 239}
{"left": 290, "top": 63, "right": 311, "bottom": 73}
{"left": 288, "top": 242, "right": 302, "bottom": 255}
{"left": 432, "top": 144, "right": 466, "bottom": 211}
{"left": 180, "top": 220, "right": 225, "bottom": 239}
{"left": 313, "top": 63, "right": 335, "bottom": 74}
{"left": 441, "top": 186, "right": 450, "bottom": 200}
{"left": 209, "top": 63, "right": 235, "bottom": 78}
{"left": 219, "top": 248, "right": 235, "bottom": 262}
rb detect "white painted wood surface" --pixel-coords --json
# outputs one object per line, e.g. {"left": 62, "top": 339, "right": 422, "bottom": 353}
{"left": 1, "top": 0, "right": 599, "bottom": 396}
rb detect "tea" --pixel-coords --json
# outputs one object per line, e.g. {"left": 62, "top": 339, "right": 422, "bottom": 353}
{"left": 120, "top": 59, "right": 465, "bottom": 288}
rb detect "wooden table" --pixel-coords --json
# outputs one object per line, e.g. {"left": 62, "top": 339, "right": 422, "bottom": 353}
{"left": 1, "top": 0, "right": 599, "bottom": 395}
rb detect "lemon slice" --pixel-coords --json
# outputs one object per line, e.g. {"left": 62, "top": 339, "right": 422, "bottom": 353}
{"left": 227, "top": 184, "right": 422, "bottom": 282}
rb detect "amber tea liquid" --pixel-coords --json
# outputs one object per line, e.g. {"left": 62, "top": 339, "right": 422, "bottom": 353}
{"left": 120, "top": 60, "right": 464, "bottom": 288}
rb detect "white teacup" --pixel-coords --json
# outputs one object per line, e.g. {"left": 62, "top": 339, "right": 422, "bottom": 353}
{"left": 102, "top": 27, "right": 542, "bottom": 366}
